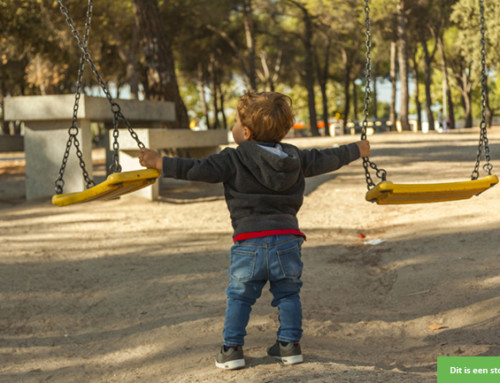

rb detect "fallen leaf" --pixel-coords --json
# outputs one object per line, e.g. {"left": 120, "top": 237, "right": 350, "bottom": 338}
{"left": 429, "top": 322, "right": 446, "bottom": 331}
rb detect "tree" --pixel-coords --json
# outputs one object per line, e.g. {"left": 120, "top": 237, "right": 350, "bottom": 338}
{"left": 396, "top": 0, "right": 410, "bottom": 131}
{"left": 204, "top": 0, "right": 259, "bottom": 91}
{"left": 370, "top": 0, "right": 398, "bottom": 127}
{"left": 429, "top": 0, "right": 459, "bottom": 130}
{"left": 451, "top": 0, "right": 500, "bottom": 127}
{"left": 175, "top": 0, "right": 244, "bottom": 129}
{"left": 284, "top": 0, "right": 319, "bottom": 136}
{"left": 415, "top": 3, "right": 438, "bottom": 131}
{"left": 132, "top": 0, "right": 189, "bottom": 129}
{"left": 321, "top": 0, "right": 364, "bottom": 132}
{"left": 314, "top": 31, "right": 332, "bottom": 135}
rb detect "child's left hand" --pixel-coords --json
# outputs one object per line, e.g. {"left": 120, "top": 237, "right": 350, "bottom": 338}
{"left": 139, "top": 148, "right": 163, "bottom": 170}
{"left": 356, "top": 140, "right": 370, "bottom": 158}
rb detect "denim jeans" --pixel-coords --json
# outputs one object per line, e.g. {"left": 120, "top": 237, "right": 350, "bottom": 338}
{"left": 223, "top": 235, "right": 304, "bottom": 347}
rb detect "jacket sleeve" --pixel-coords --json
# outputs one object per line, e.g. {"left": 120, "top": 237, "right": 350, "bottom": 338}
{"left": 162, "top": 148, "right": 235, "bottom": 183}
{"left": 299, "top": 143, "right": 360, "bottom": 177}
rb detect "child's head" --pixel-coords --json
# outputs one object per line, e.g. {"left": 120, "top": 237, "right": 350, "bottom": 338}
{"left": 236, "top": 91, "right": 294, "bottom": 143}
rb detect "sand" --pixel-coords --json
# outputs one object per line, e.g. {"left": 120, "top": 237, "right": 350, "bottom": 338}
{"left": 1, "top": 129, "right": 499, "bottom": 382}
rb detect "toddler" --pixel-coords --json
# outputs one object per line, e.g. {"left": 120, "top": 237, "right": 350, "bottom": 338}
{"left": 139, "top": 91, "right": 370, "bottom": 370}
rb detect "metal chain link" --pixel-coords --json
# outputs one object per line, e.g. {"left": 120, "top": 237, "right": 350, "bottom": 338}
{"left": 55, "top": 0, "right": 145, "bottom": 186}
{"left": 55, "top": 0, "right": 95, "bottom": 194}
{"left": 361, "top": 0, "right": 386, "bottom": 189}
{"left": 471, "top": 0, "right": 493, "bottom": 179}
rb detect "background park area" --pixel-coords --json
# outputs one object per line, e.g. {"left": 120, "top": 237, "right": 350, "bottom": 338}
{"left": 1, "top": 129, "right": 500, "bottom": 382}
{"left": 1, "top": 0, "right": 500, "bottom": 382}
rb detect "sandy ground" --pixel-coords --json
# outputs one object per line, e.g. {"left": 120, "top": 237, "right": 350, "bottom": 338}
{"left": 1, "top": 129, "right": 500, "bottom": 383}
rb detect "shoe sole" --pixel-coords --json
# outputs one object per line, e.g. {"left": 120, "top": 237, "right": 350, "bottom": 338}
{"left": 215, "top": 359, "right": 246, "bottom": 370}
{"left": 270, "top": 354, "right": 304, "bottom": 365}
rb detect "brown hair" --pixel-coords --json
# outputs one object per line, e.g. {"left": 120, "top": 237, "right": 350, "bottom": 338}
{"left": 237, "top": 91, "right": 294, "bottom": 143}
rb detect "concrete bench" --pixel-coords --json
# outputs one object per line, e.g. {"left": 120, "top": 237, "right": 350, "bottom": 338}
{"left": 4, "top": 95, "right": 227, "bottom": 201}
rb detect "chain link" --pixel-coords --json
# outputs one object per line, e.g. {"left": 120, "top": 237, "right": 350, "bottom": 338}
{"left": 361, "top": 0, "right": 386, "bottom": 189}
{"left": 471, "top": 0, "right": 493, "bottom": 179}
{"left": 55, "top": 0, "right": 146, "bottom": 191}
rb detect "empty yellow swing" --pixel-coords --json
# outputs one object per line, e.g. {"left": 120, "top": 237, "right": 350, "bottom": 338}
{"left": 360, "top": 0, "right": 497, "bottom": 205}
{"left": 365, "top": 175, "right": 498, "bottom": 205}
{"left": 52, "top": 0, "right": 160, "bottom": 207}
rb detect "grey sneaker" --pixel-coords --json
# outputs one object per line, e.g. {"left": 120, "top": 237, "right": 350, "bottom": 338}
{"left": 267, "top": 341, "right": 303, "bottom": 365}
{"left": 215, "top": 346, "right": 245, "bottom": 370}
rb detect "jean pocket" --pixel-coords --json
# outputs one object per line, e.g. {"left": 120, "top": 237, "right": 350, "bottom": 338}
{"left": 277, "top": 243, "right": 303, "bottom": 278}
{"left": 230, "top": 248, "right": 257, "bottom": 281}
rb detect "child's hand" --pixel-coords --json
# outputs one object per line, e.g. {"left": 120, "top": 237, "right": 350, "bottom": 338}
{"left": 356, "top": 140, "right": 370, "bottom": 157}
{"left": 139, "top": 148, "right": 163, "bottom": 170}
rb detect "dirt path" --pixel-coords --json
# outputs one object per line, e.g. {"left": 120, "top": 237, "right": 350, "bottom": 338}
{"left": 1, "top": 129, "right": 499, "bottom": 382}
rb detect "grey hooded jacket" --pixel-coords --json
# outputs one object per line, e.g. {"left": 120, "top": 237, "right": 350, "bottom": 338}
{"left": 162, "top": 140, "right": 360, "bottom": 238}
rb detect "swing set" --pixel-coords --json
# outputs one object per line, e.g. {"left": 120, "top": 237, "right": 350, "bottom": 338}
{"left": 51, "top": 0, "right": 497, "bottom": 207}
{"left": 51, "top": 0, "right": 160, "bottom": 207}
{"left": 360, "top": 0, "right": 498, "bottom": 204}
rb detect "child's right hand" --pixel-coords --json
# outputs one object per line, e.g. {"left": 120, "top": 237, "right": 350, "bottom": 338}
{"left": 356, "top": 140, "right": 370, "bottom": 158}
{"left": 139, "top": 148, "right": 163, "bottom": 170}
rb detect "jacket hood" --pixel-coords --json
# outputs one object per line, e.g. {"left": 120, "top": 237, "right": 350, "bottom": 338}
{"left": 236, "top": 141, "right": 301, "bottom": 192}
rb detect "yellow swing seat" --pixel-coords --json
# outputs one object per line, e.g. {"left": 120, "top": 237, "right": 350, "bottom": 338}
{"left": 52, "top": 168, "right": 161, "bottom": 207}
{"left": 365, "top": 175, "right": 498, "bottom": 205}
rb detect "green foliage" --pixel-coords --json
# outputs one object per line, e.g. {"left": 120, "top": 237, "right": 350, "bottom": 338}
{"left": 1, "top": 0, "right": 498, "bottom": 126}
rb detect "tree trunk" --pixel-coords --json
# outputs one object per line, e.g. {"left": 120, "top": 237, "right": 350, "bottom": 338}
{"left": 288, "top": 0, "right": 318, "bottom": 136}
{"left": 197, "top": 63, "right": 210, "bottom": 130}
{"left": 315, "top": 39, "right": 331, "bottom": 136}
{"left": 459, "top": 66, "right": 473, "bottom": 128}
{"left": 258, "top": 51, "right": 281, "bottom": 92}
{"left": 132, "top": 0, "right": 189, "bottom": 129}
{"left": 342, "top": 48, "right": 351, "bottom": 134}
{"left": 0, "top": 81, "right": 8, "bottom": 135}
{"left": 414, "top": 69, "right": 422, "bottom": 132}
{"left": 436, "top": 33, "right": 455, "bottom": 129}
{"left": 419, "top": 26, "right": 435, "bottom": 130}
{"left": 372, "top": 67, "right": 378, "bottom": 119}
{"left": 411, "top": 53, "right": 422, "bottom": 131}
{"left": 397, "top": 0, "right": 410, "bottom": 131}
{"left": 389, "top": 41, "right": 397, "bottom": 130}
{"left": 485, "top": 79, "right": 492, "bottom": 128}
{"left": 243, "top": 0, "right": 257, "bottom": 90}
{"left": 352, "top": 79, "right": 358, "bottom": 122}
{"left": 303, "top": 8, "right": 318, "bottom": 136}
{"left": 218, "top": 83, "right": 227, "bottom": 130}
{"left": 210, "top": 56, "right": 220, "bottom": 130}
{"left": 462, "top": 92, "right": 472, "bottom": 128}
{"left": 270, "top": 52, "right": 282, "bottom": 92}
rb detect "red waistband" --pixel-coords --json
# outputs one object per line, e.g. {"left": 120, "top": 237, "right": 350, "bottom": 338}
{"left": 233, "top": 229, "right": 306, "bottom": 242}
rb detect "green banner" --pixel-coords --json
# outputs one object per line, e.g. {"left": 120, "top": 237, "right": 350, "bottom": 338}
{"left": 438, "top": 357, "right": 500, "bottom": 382}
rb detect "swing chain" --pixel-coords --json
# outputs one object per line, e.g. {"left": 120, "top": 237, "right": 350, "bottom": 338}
{"left": 472, "top": 0, "right": 493, "bottom": 180}
{"left": 108, "top": 104, "right": 145, "bottom": 173}
{"left": 471, "top": 0, "right": 493, "bottom": 180}
{"left": 361, "top": 0, "right": 387, "bottom": 189}
{"left": 56, "top": 0, "right": 145, "bottom": 177}
{"left": 55, "top": 0, "right": 95, "bottom": 194}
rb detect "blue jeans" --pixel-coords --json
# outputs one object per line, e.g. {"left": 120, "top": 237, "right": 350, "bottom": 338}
{"left": 223, "top": 235, "right": 304, "bottom": 347}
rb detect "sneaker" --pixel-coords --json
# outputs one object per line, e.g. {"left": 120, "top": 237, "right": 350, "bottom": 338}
{"left": 215, "top": 345, "right": 245, "bottom": 370}
{"left": 267, "top": 341, "right": 303, "bottom": 365}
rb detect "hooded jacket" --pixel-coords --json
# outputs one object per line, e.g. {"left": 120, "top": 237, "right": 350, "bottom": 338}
{"left": 162, "top": 140, "right": 360, "bottom": 238}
